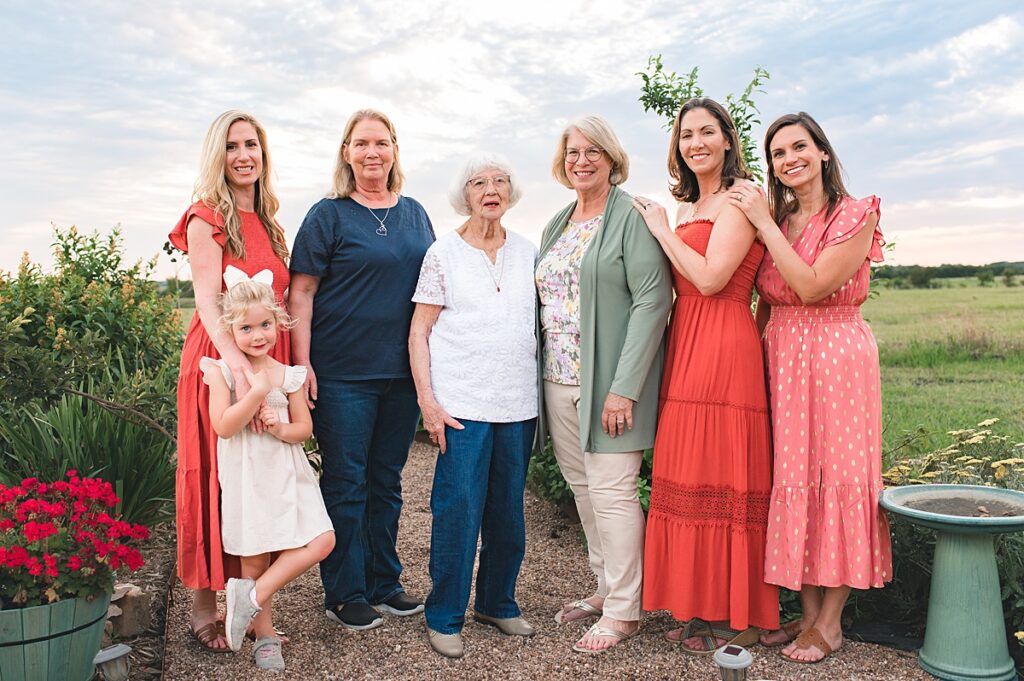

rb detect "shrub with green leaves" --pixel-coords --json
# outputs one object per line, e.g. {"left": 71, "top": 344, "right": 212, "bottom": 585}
{"left": 0, "top": 225, "right": 181, "bottom": 526}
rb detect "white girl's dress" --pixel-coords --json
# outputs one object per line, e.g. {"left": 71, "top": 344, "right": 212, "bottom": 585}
{"left": 200, "top": 357, "right": 333, "bottom": 557}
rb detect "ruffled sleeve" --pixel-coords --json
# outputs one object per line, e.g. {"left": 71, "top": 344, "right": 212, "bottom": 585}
{"left": 199, "top": 357, "right": 233, "bottom": 389}
{"left": 283, "top": 365, "right": 308, "bottom": 394}
{"left": 168, "top": 202, "right": 227, "bottom": 253}
{"left": 822, "top": 195, "right": 884, "bottom": 263}
{"left": 411, "top": 246, "right": 447, "bottom": 305}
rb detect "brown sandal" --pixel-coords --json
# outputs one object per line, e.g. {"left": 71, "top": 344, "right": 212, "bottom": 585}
{"left": 760, "top": 619, "right": 803, "bottom": 648}
{"left": 189, "top": 619, "right": 231, "bottom": 654}
{"left": 781, "top": 626, "right": 835, "bottom": 664}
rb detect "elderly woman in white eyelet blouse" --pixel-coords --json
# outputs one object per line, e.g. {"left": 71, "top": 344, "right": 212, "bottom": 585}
{"left": 408, "top": 153, "right": 539, "bottom": 659}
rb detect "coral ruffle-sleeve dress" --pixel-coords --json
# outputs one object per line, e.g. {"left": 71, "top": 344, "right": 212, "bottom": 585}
{"left": 642, "top": 219, "right": 780, "bottom": 631}
{"left": 169, "top": 202, "right": 291, "bottom": 590}
{"left": 756, "top": 195, "right": 893, "bottom": 590}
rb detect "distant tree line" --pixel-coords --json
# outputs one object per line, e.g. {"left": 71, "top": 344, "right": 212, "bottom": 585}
{"left": 874, "top": 262, "right": 1023, "bottom": 289}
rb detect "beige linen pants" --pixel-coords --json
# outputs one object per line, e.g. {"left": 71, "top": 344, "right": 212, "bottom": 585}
{"left": 544, "top": 380, "right": 644, "bottom": 621}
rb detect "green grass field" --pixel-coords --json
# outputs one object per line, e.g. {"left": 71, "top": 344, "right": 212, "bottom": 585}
{"left": 177, "top": 282, "right": 1024, "bottom": 458}
{"left": 864, "top": 283, "right": 1024, "bottom": 457}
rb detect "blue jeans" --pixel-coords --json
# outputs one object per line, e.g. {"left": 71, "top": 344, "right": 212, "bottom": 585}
{"left": 314, "top": 377, "right": 420, "bottom": 607}
{"left": 425, "top": 418, "right": 536, "bottom": 634}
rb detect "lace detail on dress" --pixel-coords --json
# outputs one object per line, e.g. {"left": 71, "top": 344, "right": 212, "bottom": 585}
{"left": 649, "top": 480, "right": 770, "bottom": 529}
{"left": 412, "top": 248, "right": 446, "bottom": 305}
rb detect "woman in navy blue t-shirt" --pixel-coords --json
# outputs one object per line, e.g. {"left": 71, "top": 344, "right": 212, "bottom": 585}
{"left": 290, "top": 109, "right": 434, "bottom": 631}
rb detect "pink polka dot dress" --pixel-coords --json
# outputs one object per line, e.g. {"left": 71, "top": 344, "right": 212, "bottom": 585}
{"left": 756, "top": 195, "right": 893, "bottom": 591}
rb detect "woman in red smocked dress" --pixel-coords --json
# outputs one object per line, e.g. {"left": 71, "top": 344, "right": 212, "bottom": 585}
{"left": 634, "top": 98, "right": 779, "bottom": 654}
{"left": 730, "top": 112, "right": 892, "bottom": 664}
{"left": 169, "top": 110, "right": 292, "bottom": 652}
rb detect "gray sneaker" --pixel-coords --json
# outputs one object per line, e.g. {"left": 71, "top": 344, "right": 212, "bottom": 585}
{"left": 253, "top": 636, "right": 285, "bottom": 672}
{"left": 225, "top": 578, "right": 261, "bottom": 651}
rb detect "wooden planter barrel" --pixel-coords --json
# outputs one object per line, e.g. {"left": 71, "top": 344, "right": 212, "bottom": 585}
{"left": 0, "top": 591, "right": 111, "bottom": 681}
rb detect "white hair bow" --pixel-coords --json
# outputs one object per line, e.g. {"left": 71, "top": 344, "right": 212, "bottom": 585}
{"left": 223, "top": 265, "right": 274, "bottom": 290}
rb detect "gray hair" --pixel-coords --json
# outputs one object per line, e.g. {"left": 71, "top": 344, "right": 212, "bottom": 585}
{"left": 447, "top": 153, "right": 523, "bottom": 216}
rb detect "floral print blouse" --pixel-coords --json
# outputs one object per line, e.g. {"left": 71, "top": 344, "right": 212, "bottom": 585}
{"left": 535, "top": 214, "right": 603, "bottom": 385}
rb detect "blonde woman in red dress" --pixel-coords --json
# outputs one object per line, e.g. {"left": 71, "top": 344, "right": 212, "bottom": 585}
{"left": 729, "top": 112, "right": 892, "bottom": 664}
{"left": 633, "top": 97, "right": 779, "bottom": 654}
{"left": 169, "top": 110, "right": 292, "bottom": 652}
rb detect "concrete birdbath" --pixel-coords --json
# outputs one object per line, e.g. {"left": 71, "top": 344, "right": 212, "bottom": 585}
{"left": 880, "top": 484, "right": 1024, "bottom": 681}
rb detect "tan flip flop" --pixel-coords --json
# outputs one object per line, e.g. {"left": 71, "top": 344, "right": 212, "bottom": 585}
{"left": 554, "top": 599, "right": 602, "bottom": 624}
{"left": 572, "top": 623, "right": 635, "bottom": 654}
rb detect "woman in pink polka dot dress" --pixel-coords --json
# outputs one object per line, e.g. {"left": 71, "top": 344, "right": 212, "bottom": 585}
{"left": 729, "top": 112, "right": 893, "bottom": 664}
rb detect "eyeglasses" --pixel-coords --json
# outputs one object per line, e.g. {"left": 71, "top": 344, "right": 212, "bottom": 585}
{"left": 565, "top": 147, "right": 604, "bottom": 164}
{"left": 466, "top": 175, "right": 511, "bottom": 191}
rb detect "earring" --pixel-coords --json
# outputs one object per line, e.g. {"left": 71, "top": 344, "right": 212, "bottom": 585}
{"left": 824, "top": 159, "right": 830, "bottom": 170}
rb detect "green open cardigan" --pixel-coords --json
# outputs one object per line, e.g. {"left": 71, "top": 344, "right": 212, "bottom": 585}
{"left": 536, "top": 184, "right": 673, "bottom": 454}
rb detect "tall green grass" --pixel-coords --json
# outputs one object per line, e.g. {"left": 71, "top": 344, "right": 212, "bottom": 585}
{"left": 865, "top": 283, "right": 1024, "bottom": 456}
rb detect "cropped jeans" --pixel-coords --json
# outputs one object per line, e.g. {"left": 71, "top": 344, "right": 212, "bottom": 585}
{"left": 425, "top": 418, "right": 536, "bottom": 634}
{"left": 313, "top": 377, "right": 420, "bottom": 608}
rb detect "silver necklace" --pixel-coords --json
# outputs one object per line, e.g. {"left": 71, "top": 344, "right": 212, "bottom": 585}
{"left": 357, "top": 194, "right": 391, "bottom": 236}
{"left": 479, "top": 247, "right": 505, "bottom": 292}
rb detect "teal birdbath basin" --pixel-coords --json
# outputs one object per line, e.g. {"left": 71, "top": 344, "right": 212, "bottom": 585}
{"left": 880, "top": 484, "right": 1024, "bottom": 681}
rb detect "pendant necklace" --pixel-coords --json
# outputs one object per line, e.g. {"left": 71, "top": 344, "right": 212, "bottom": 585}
{"left": 357, "top": 193, "right": 391, "bottom": 237}
{"left": 479, "top": 247, "right": 505, "bottom": 292}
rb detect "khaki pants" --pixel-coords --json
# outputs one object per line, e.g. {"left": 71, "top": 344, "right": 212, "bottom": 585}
{"left": 544, "top": 380, "right": 644, "bottom": 621}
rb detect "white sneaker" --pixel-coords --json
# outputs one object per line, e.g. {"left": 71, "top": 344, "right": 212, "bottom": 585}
{"left": 225, "top": 578, "right": 261, "bottom": 651}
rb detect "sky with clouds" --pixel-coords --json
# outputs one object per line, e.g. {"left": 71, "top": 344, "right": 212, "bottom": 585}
{"left": 2, "top": 0, "right": 1022, "bottom": 280}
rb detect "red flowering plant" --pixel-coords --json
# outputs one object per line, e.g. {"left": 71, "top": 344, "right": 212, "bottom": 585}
{"left": 0, "top": 470, "right": 148, "bottom": 608}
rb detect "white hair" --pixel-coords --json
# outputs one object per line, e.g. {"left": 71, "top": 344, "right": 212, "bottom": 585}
{"left": 447, "top": 153, "right": 523, "bottom": 216}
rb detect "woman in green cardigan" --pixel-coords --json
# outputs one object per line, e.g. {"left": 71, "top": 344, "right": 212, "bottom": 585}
{"left": 536, "top": 115, "right": 672, "bottom": 654}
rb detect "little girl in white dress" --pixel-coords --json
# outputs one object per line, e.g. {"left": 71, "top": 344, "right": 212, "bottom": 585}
{"left": 203, "top": 266, "right": 334, "bottom": 672}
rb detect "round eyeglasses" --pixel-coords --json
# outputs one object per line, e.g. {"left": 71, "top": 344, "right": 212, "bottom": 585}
{"left": 466, "top": 175, "right": 510, "bottom": 191}
{"left": 565, "top": 147, "right": 604, "bottom": 164}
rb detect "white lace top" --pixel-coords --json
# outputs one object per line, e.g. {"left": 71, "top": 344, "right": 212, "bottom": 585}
{"left": 412, "top": 230, "right": 538, "bottom": 422}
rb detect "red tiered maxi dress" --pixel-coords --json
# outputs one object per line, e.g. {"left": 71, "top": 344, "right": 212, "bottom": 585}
{"left": 169, "top": 203, "right": 291, "bottom": 590}
{"left": 643, "top": 219, "right": 779, "bottom": 632}
{"left": 757, "top": 195, "right": 892, "bottom": 590}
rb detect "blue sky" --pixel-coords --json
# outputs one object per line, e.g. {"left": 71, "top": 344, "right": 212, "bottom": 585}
{"left": 2, "top": 0, "right": 1022, "bottom": 279}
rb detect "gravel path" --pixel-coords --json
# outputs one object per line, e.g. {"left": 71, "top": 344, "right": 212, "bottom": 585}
{"left": 164, "top": 442, "right": 930, "bottom": 680}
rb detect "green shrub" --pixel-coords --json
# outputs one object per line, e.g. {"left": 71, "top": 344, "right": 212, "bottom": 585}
{"left": 0, "top": 226, "right": 182, "bottom": 410}
{"left": 0, "top": 225, "right": 181, "bottom": 525}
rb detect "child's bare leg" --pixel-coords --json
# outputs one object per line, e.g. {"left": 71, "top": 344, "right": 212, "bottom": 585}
{"left": 240, "top": 553, "right": 277, "bottom": 638}
{"left": 252, "top": 532, "right": 335, "bottom": 607}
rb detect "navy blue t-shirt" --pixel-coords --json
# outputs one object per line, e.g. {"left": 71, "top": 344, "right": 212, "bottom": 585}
{"left": 291, "top": 196, "right": 435, "bottom": 380}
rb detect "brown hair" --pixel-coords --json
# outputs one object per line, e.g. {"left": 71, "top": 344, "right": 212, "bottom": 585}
{"left": 764, "top": 112, "right": 849, "bottom": 225}
{"left": 668, "top": 98, "right": 751, "bottom": 203}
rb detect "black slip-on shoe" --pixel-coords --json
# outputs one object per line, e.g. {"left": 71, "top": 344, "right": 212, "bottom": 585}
{"left": 372, "top": 592, "right": 424, "bottom": 616}
{"left": 325, "top": 602, "right": 384, "bottom": 630}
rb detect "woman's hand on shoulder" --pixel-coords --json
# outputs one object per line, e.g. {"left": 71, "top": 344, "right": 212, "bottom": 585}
{"left": 632, "top": 196, "right": 671, "bottom": 239}
{"left": 419, "top": 398, "right": 463, "bottom": 454}
{"left": 727, "top": 182, "right": 774, "bottom": 233}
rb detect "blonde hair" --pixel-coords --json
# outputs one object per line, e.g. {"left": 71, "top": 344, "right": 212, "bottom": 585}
{"left": 218, "top": 280, "right": 296, "bottom": 331}
{"left": 193, "top": 110, "right": 289, "bottom": 263}
{"left": 327, "top": 109, "right": 406, "bottom": 199}
{"left": 551, "top": 115, "right": 630, "bottom": 189}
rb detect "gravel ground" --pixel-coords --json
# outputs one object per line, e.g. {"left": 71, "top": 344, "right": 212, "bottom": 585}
{"left": 163, "top": 442, "right": 930, "bottom": 680}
